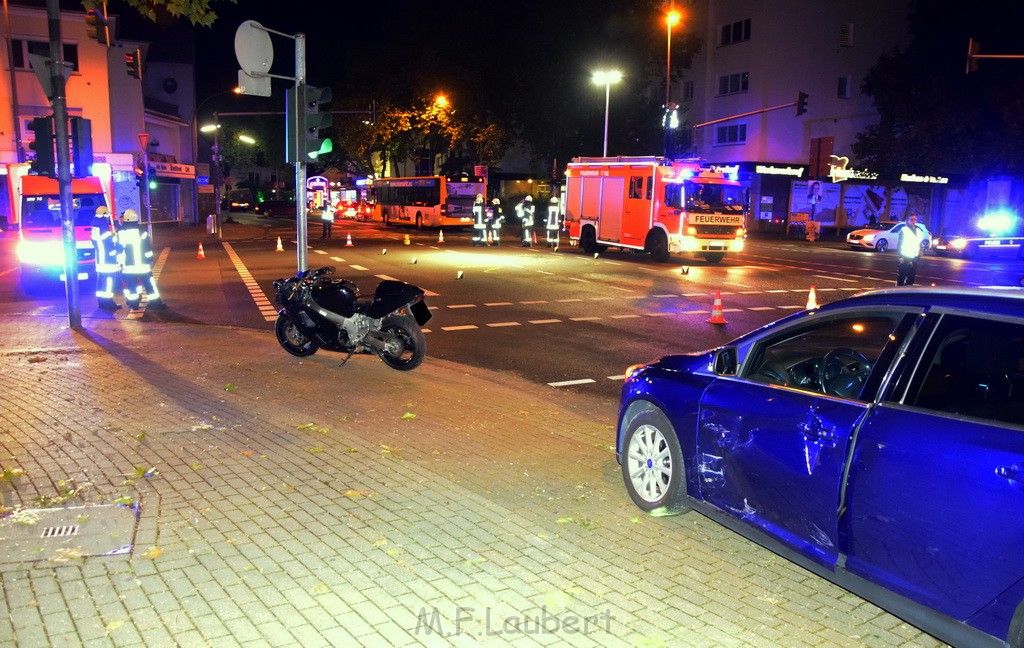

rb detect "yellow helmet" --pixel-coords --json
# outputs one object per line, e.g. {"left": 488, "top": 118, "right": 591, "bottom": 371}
{"left": 122, "top": 209, "right": 140, "bottom": 223}
{"left": 95, "top": 206, "right": 110, "bottom": 216}
{"left": 492, "top": 198, "right": 500, "bottom": 205}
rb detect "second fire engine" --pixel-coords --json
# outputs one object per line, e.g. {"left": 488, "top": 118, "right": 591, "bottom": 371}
{"left": 564, "top": 157, "right": 747, "bottom": 263}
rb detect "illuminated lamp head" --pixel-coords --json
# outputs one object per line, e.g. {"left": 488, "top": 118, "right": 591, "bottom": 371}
{"left": 977, "top": 209, "right": 1016, "bottom": 236}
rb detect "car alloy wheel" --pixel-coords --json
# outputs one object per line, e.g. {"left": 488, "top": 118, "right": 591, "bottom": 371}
{"left": 621, "top": 408, "right": 688, "bottom": 514}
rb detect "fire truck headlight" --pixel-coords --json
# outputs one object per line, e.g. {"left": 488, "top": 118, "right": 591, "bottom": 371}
{"left": 17, "top": 240, "right": 64, "bottom": 267}
{"left": 686, "top": 226, "right": 697, "bottom": 236}
{"left": 735, "top": 228, "right": 746, "bottom": 237}
{"left": 950, "top": 238, "right": 968, "bottom": 250}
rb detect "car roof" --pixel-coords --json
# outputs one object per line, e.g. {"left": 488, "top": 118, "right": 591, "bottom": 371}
{"left": 823, "top": 286, "right": 1024, "bottom": 317}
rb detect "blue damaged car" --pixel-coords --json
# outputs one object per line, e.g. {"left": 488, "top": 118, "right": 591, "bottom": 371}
{"left": 617, "top": 287, "right": 1024, "bottom": 648}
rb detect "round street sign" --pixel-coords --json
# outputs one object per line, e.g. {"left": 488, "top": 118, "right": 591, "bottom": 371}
{"left": 234, "top": 20, "right": 273, "bottom": 75}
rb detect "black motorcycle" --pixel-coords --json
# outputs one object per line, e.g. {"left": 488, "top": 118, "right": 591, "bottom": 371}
{"left": 272, "top": 266, "right": 431, "bottom": 371}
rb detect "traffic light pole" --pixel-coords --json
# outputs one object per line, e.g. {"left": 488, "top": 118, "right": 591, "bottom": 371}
{"left": 294, "top": 33, "right": 308, "bottom": 273}
{"left": 45, "top": 0, "right": 80, "bottom": 329}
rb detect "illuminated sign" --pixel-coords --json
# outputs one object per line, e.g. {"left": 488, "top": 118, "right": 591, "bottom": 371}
{"left": 710, "top": 164, "right": 740, "bottom": 175}
{"left": 755, "top": 165, "right": 804, "bottom": 177}
{"left": 828, "top": 155, "right": 878, "bottom": 182}
{"left": 900, "top": 173, "right": 949, "bottom": 184}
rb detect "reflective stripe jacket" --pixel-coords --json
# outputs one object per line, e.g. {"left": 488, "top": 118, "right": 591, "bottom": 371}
{"left": 897, "top": 223, "right": 924, "bottom": 258}
{"left": 117, "top": 224, "right": 154, "bottom": 274}
{"left": 91, "top": 218, "right": 120, "bottom": 273}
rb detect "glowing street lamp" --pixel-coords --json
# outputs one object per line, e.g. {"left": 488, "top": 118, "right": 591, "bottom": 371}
{"left": 665, "top": 9, "right": 682, "bottom": 106}
{"left": 434, "top": 94, "right": 449, "bottom": 109}
{"left": 237, "top": 134, "right": 256, "bottom": 144}
{"left": 592, "top": 70, "right": 622, "bottom": 157}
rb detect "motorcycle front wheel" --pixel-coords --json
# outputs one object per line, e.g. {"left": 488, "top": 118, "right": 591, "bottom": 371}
{"left": 378, "top": 314, "right": 425, "bottom": 370}
{"left": 275, "top": 313, "right": 318, "bottom": 357}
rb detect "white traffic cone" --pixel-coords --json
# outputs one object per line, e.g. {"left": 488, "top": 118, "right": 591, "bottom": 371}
{"left": 345, "top": 233, "right": 353, "bottom": 247}
{"left": 275, "top": 237, "right": 283, "bottom": 252}
{"left": 438, "top": 229, "right": 445, "bottom": 243}
{"left": 196, "top": 243, "right": 205, "bottom": 259}
{"left": 806, "top": 285, "right": 818, "bottom": 310}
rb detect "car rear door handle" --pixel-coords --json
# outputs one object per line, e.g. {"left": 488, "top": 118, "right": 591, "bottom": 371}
{"left": 996, "top": 465, "right": 1024, "bottom": 483}
{"left": 798, "top": 420, "right": 837, "bottom": 446}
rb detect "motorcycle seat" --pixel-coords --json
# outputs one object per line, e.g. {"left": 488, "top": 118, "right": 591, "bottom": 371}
{"left": 353, "top": 295, "right": 375, "bottom": 312}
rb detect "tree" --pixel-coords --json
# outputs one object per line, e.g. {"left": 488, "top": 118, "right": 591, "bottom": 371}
{"left": 98, "top": 0, "right": 235, "bottom": 26}
{"left": 852, "top": 0, "right": 1024, "bottom": 180}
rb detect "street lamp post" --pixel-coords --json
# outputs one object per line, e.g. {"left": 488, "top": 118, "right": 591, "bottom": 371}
{"left": 665, "top": 9, "right": 681, "bottom": 106}
{"left": 592, "top": 70, "right": 622, "bottom": 157}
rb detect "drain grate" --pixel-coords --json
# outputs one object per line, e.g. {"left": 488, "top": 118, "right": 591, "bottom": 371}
{"left": 41, "top": 525, "right": 80, "bottom": 539}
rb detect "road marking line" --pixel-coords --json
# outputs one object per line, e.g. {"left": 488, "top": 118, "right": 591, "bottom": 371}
{"left": 441, "top": 325, "right": 478, "bottom": 331}
{"left": 813, "top": 274, "right": 857, "bottom": 282}
{"left": 766, "top": 289, "right": 789, "bottom": 293}
{"left": 485, "top": 302, "right": 513, "bottom": 306}
{"left": 653, "top": 294, "right": 677, "bottom": 298}
{"left": 529, "top": 319, "right": 561, "bottom": 324}
{"left": 570, "top": 316, "right": 601, "bottom": 321}
{"left": 486, "top": 322, "right": 521, "bottom": 327}
{"left": 778, "top": 305, "right": 804, "bottom": 309}
{"left": 447, "top": 304, "right": 476, "bottom": 309}
{"left": 568, "top": 277, "right": 590, "bottom": 282}
{"left": 350, "top": 264, "right": 369, "bottom": 271}
{"left": 376, "top": 274, "right": 399, "bottom": 280}
{"left": 520, "top": 300, "right": 548, "bottom": 304}
{"left": 548, "top": 379, "right": 596, "bottom": 387}
{"left": 608, "top": 285, "right": 634, "bottom": 293}
{"left": 314, "top": 249, "right": 327, "bottom": 255}
{"left": 748, "top": 306, "right": 776, "bottom": 311}
{"left": 609, "top": 314, "right": 641, "bottom": 319}
{"left": 607, "top": 375, "right": 625, "bottom": 380}
{"left": 330, "top": 256, "right": 346, "bottom": 262}
{"left": 223, "top": 242, "right": 278, "bottom": 322}
{"left": 645, "top": 312, "right": 673, "bottom": 317}
{"left": 679, "top": 309, "right": 706, "bottom": 315}
{"left": 557, "top": 298, "right": 584, "bottom": 302}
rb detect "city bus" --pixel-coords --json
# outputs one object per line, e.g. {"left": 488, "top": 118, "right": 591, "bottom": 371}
{"left": 371, "top": 175, "right": 485, "bottom": 229}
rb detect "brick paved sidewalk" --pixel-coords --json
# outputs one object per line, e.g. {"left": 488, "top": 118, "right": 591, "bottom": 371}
{"left": 0, "top": 314, "right": 943, "bottom": 647}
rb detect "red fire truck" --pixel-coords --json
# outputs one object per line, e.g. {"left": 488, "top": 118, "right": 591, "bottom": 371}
{"left": 5, "top": 163, "right": 113, "bottom": 290}
{"left": 564, "top": 156, "right": 747, "bottom": 263}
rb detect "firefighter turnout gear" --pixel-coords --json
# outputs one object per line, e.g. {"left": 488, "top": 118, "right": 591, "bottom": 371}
{"left": 91, "top": 206, "right": 120, "bottom": 309}
{"left": 117, "top": 210, "right": 162, "bottom": 308}
{"left": 517, "top": 195, "right": 535, "bottom": 247}
{"left": 487, "top": 198, "right": 504, "bottom": 246}
{"left": 546, "top": 195, "right": 560, "bottom": 247}
{"left": 472, "top": 194, "right": 487, "bottom": 246}
{"left": 896, "top": 215, "right": 925, "bottom": 287}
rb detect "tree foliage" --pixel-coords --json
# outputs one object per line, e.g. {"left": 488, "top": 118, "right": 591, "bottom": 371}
{"left": 94, "top": 0, "right": 235, "bottom": 27}
{"left": 853, "top": 0, "right": 1024, "bottom": 180}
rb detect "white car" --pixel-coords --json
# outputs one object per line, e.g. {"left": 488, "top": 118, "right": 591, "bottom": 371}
{"left": 846, "top": 221, "right": 931, "bottom": 253}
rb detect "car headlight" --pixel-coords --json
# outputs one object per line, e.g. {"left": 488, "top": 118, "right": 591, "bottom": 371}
{"left": 624, "top": 363, "right": 649, "bottom": 381}
{"left": 950, "top": 238, "right": 968, "bottom": 250}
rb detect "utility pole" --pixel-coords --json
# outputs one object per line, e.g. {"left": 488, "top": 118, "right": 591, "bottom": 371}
{"left": 45, "top": 0, "right": 80, "bottom": 329}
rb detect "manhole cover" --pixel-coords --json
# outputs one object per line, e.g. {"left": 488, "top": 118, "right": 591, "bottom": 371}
{"left": 0, "top": 504, "right": 138, "bottom": 563}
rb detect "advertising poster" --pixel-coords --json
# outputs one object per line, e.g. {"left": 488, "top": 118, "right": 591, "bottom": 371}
{"left": 788, "top": 180, "right": 839, "bottom": 225}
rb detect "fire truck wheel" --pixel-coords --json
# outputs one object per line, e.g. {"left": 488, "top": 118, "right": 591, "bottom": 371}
{"left": 702, "top": 252, "right": 725, "bottom": 263}
{"left": 580, "top": 227, "right": 598, "bottom": 254}
{"left": 646, "top": 230, "right": 670, "bottom": 263}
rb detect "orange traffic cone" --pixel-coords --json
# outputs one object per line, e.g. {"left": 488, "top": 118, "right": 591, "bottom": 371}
{"left": 275, "top": 236, "right": 284, "bottom": 252}
{"left": 345, "top": 233, "right": 354, "bottom": 247}
{"left": 196, "top": 243, "right": 205, "bottom": 259}
{"left": 806, "top": 285, "right": 818, "bottom": 310}
{"left": 707, "top": 290, "right": 727, "bottom": 325}
{"left": 438, "top": 229, "right": 445, "bottom": 244}
{"left": 532, "top": 231, "right": 538, "bottom": 245}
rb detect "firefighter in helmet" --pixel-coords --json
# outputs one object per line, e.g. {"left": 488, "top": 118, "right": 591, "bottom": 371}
{"left": 472, "top": 193, "right": 487, "bottom": 246}
{"left": 117, "top": 209, "right": 163, "bottom": 309}
{"left": 516, "top": 195, "right": 535, "bottom": 247}
{"left": 486, "top": 197, "right": 504, "bottom": 246}
{"left": 91, "top": 205, "right": 120, "bottom": 310}
{"left": 546, "top": 194, "right": 560, "bottom": 247}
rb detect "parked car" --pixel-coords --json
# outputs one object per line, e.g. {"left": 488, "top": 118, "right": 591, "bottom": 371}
{"left": 933, "top": 234, "right": 1024, "bottom": 260}
{"left": 846, "top": 221, "right": 931, "bottom": 252}
{"left": 256, "top": 200, "right": 297, "bottom": 218}
{"left": 617, "top": 286, "right": 1024, "bottom": 648}
{"left": 335, "top": 200, "right": 372, "bottom": 221}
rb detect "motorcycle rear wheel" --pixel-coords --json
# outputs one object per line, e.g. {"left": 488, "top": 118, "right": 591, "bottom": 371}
{"left": 275, "top": 314, "right": 318, "bottom": 357}
{"left": 379, "top": 314, "right": 425, "bottom": 370}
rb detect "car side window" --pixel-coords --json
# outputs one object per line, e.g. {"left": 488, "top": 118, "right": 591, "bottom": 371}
{"left": 743, "top": 313, "right": 903, "bottom": 401}
{"left": 903, "top": 315, "right": 1024, "bottom": 426}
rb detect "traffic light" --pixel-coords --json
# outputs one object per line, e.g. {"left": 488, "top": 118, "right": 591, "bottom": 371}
{"left": 27, "top": 116, "right": 56, "bottom": 177}
{"left": 796, "top": 91, "right": 809, "bottom": 116}
{"left": 70, "top": 117, "right": 93, "bottom": 178}
{"left": 302, "top": 84, "right": 333, "bottom": 160}
{"left": 148, "top": 167, "right": 158, "bottom": 190}
{"left": 125, "top": 49, "right": 141, "bottom": 80}
{"left": 85, "top": 5, "right": 109, "bottom": 45}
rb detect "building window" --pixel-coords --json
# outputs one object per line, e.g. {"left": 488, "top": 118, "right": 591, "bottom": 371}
{"left": 10, "top": 39, "right": 79, "bottom": 72}
{"left": 840, "top": 22, "right": 854, "bottom": 47}
{"left": 720, "top": 18, "right": 751, "bottom": 46}
{"left": 715, "top": 123, "right": 747, "bottom": 145}
{"left": 682, "top": 80, "right": 694, "bottom": 101}
{"left": 838, "top": 75, "right": 852, "bottom": 98}
{"left": 717, "top": 72, "right": 749, "bottom": 96}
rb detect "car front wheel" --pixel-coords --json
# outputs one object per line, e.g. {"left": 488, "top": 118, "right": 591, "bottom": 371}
{"left": 874, "top": 239, "right": 888, "bottom": 252}
{"left": 621, "top": 408, "right": 689, "bottom": 515}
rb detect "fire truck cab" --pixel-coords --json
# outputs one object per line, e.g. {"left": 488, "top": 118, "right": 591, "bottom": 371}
{"left": 564, "top": 156, "right": 747, "bottom": 263}
{"left": 6, "top": 163, "right": 112, "bottom": 291}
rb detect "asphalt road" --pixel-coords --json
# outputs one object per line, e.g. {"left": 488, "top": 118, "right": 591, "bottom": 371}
{"left": 4, "top": 217, "right": 1024, "bottom": 404}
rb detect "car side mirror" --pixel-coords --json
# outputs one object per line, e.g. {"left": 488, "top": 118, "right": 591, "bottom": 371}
{"left": 713, "top": 346, "right": 738, "bottom": 375}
